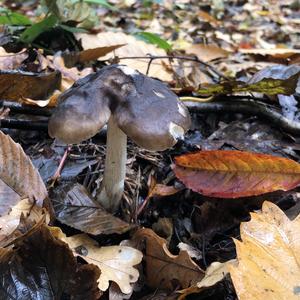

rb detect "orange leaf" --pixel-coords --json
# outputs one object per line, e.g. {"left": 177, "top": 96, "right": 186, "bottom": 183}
{"left": 173, "top": 150, "right": 300, "bottom": 198}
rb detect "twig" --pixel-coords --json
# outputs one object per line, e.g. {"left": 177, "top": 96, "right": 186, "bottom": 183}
{"left": 106, "top": 54, "right": 228, "bottom": 80}
{"left": 0, "top": 119, "right": 48, "bottom": 130}
{"left": 184, "top": 99, "right": 300, "bottom": 134}
{"left": 0, "top": 100, "right": 52, "bottom": 116}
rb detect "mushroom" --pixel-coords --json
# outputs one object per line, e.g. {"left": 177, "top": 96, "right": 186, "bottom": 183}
{"left": 48, "top": 65, "right": 191, "bottom": 212}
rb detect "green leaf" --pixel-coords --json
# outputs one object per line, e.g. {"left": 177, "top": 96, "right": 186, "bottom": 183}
{"left": 0, "top": 9, "right": 32, "bottom": 26}
{"left": 59, "top": 24, "right": 88, "bottom": 33}
{"left": 83, "top": 0, "right": 117, "bottom": 11}
{"left": 135, "top": 32, "right": 172, "bottom": 51}
{"left": 20, "top": 14, "right": 58, "bottom": 44}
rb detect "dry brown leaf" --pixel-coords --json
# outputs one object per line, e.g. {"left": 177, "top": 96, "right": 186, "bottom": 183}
{"left": 0, "top": 199, "right": 48, "bottom": 247}
{"left": 21, "top": 90, "right": 61, "bottom": 107}
{"left": 132, "top": 228, "right": 204, "bottom": 290}
{"left": 0, "top": 70, "right": 61, "bottom": 101}
{"left": 76, "top": 32, "right": 172, "bottom": 81}
{"left": 47, "top": 54, "right": 93, "bottom": 90}
{"left": 229, "top": 201, "right": 300, "bottom": 300}
{"left": 78, "top": 44, "right": 126, "bottom": 63}
{"left": 0, "top": 180, "right": 21, "bottom": 217}
{"left": 0, "top": 131, "right": 47, "bottom": 202}
{"left": 185, "top": 44, "right": 229, "bottom": 62}
{"left": 53, "top": 229, "right": 143, "bottom": 294}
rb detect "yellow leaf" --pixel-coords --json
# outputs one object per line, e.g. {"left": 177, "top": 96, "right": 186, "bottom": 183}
{"left": 229, "top": 201, "right": 300, "bottom": 300}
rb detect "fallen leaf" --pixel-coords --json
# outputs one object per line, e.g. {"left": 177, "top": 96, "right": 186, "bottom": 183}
{"left": 54, "top": 229, "right": 143, "bottom": 294}
{"left": 229, "top": 201, "right": 300, "bottom": 300}
{"left": 0, "top": 179, "right": 21, "bottom": 217}
{"left": 132, "top": 228, "right": 204, "bottom": 290}
{"left": 173, "top": 150, "right": 300, "bottom": 198}
{"left": 0, "top": 199, "right": 47, "bottom": 245}
{"left": 0, "top": 131, "right": 47, "bottom": 202}
{"left": 185, "top": 44, "right": 229, "bottom": 62}
{"left": 0, "top": 222, "right": 102, "bottom": 299}
{"left": 147, "top": 175, "right": 180, "bottom": 199}
{"left": 0, "top": 70, "right": 61, "bottom": 101}
{"left": 76, "top": 31, "right": 172, "bottom": 81}
{"left": 0, "top": 47, "right": 28, "bottom": 69}
{"left": 177, "top": 260, "right": 236, "bottom": 299}
{"left": 52, "top": 183, "right": 131, "bottom": 235}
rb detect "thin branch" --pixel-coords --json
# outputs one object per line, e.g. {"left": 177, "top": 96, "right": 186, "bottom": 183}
{"left": 107, "top": 54, "right": 228, "bottom": 80}
{"left": 185, "top": 100, "right": 300, "bottom": 135}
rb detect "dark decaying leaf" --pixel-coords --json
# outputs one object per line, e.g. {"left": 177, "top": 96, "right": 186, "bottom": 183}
{"left": 0, "top": 131, "right": 47, "bottom": 202}
{"left": 0, "top": 220, "right": 101, "bottom": 300}
{"left": 173, "top": 150, "right": 300, "bottom": 198}
{"left": 0, "top": 70, "right": 61, "bottom": 101}
{"left": 52, "top": 183, "right": 131, "bottom": 235}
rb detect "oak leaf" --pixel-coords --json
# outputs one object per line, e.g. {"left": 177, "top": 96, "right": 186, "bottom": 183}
{"left": 229, "top": 201, "right": 300, "bottom": 300}
{"left": 53, "top": 229, "right": 143, "bottom": 294}
{"left": 132, "top": 228, "right": 204, "bottom": 290}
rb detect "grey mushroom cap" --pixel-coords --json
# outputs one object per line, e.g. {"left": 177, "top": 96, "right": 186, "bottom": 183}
{"left": 48, "top": 65, "right": 191, "bottom": 150}
{"left": 114, "top": 66, "right": 191, "bottom": 151}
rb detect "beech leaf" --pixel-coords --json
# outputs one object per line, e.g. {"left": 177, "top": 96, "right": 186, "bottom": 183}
{"left": 229, "top": 201, "right": 300, "bottom": 300}
{"left": 0, "top": 131, "right": 47, "bottom": 202}
{"left": 173, "top": 150, "right": 300, "bottom": 198}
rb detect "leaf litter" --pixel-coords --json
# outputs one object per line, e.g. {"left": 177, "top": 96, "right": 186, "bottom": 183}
{"left": 0, "top": 0, "right": 300, "bottom": 299}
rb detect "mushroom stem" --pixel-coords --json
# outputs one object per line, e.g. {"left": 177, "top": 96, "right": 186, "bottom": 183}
{"left": 96, "top": 116, "right": 127, "bottom": 212}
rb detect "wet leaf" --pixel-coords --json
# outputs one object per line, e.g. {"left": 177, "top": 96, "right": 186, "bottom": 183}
{"left": 174, "top": 150, "right": 300, "bottom": 198}
{"left": 54, "top": 229, "right": 142, "bottom": 294}
{"left": 229, "top": 201, "right": 300, "bottom": 300}
{"left": 0, "top": 222, "right": 102, "bottom": 300}
{"left": 132, "top": 228, "right": 204, "bottom": 290}
{"left": 0, "top": 131, "right": 47, "bottom": 202}
{"left": 52, "top": 183, "right": 131, "bottom": 235}
{"left": 0, "top": 70, "right": 61, "bottom": 101}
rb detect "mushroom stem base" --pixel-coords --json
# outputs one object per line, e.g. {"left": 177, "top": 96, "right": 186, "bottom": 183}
{"left": 96, "top": 117, "right": 127, "bottom": 212}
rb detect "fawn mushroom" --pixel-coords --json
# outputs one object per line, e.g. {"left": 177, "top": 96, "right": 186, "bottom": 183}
{"left": 49, "top": 65, "right": 191, "bottom": 211}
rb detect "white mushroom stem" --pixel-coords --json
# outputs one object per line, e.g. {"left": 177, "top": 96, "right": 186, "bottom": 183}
{"left": 96, "top": 116, "right": 127, "bottom": 212}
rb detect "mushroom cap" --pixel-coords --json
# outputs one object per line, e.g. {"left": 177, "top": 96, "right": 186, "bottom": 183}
{"left": 48, "top": 71, "right": 112, "bottom": 144}
{"left": 113, "top": 66, "right": 191, "bottom": 151}
{"left": 48, "top": 65, "right": 191, "bottom": 150}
